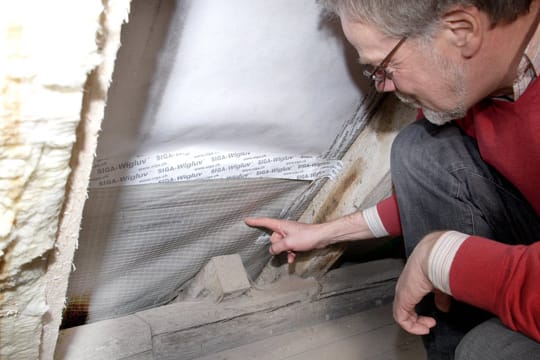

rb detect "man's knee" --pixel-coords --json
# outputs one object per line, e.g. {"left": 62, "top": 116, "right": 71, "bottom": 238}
{"left": 390, "top": 119, "right": 467, "bottom": 184}
{"left": 390, "top": 120, "right": 433, "bottom": 181}
{"left": 455, "top": 318, "right": 540, "bottom": 360}
{"left": 391, "top": 122, "right": 420, "bottom": 175}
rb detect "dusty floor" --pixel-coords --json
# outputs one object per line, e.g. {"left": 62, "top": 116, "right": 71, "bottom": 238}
{"left": 194, "top": 304, "right": 427, "bottom": 360}
{"left": 56, "top": 259, "right": 425, "bottom": 359}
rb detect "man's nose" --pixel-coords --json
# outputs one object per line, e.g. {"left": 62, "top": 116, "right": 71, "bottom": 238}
{"left": 376, "top": 79, "right": 396, "bottom": 92}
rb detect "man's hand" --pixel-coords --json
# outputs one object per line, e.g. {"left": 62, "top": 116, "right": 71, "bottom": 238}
{"left": 393, "top": 231, "right": 451, "bottom": 335}
{"left": 244, "top": 217, "right": 330, "bottom": 263}
{"left": 245, "top": 212, "right": 375, "bottom": 263}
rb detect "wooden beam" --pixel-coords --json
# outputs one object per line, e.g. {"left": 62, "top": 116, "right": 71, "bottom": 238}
{"left": 257, "top": 95, "right": 415, "bottom": 282}
{"left": 56, "top": 259, "right": 403, "bottom": 360}
{"left": 40, "top": 1, "right": 131, "bottom": 358}
{"left": 293, "top": 95, "right": 415, "bottom": 278}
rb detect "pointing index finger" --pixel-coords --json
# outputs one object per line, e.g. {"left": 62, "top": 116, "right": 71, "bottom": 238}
{"left": 244, "top": 217, "right": 286, "bottom": 235}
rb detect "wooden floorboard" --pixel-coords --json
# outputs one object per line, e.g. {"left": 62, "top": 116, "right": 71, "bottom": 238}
{"left": 57, "top": 259, "right": 422, "bottom": 360}
{"left": 194, "top": 304, "right": 426, "bottom": 360}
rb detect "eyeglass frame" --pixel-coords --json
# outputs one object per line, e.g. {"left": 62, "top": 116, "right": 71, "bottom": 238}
{"left": 363, "top": 37, "right": 407, "bottom": 88}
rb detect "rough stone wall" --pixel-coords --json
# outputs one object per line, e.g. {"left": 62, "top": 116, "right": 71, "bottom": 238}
{"left": 0, "top": 1, "right": 130, "bottom": 358}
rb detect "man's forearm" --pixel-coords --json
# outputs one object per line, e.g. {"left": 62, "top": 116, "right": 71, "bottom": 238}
{"left": 319, "top": 210, "right": 376, "bottom": 245}
{"left": 446, "top": 235, "right": 540, "bottom": 342}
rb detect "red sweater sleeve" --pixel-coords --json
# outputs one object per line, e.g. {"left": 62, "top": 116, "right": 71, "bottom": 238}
{"left": 376, "top": 194, "right": 402, "bottom": 236}
{"left": 450, "top": 236, "right": 540, "bottom": 342}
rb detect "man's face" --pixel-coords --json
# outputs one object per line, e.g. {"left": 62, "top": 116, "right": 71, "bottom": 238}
{"left": 341, "top": 17, "right": 469, "bottom": 124}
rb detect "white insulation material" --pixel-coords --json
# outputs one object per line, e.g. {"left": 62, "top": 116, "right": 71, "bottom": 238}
{"left": 0, "top": 0, "right": 130, "bottom": 358}
{"left": 0, "top": 0, "right": 101, "bottom": 273}
{"left": 96, "top": 0, "right": 365, "bottom": 177}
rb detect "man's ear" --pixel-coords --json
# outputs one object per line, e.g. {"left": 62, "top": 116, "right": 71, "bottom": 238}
{"left": 441, "top": 6, "right": 484, "bottom": 58}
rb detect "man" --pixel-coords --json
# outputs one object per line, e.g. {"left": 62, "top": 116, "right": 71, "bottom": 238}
{"left": 245, "top": 1, "right": 540, "bottom": 359}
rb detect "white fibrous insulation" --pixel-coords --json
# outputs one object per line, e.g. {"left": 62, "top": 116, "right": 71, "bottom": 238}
{"left": 0, "top": 1, "right": 129, "bottom": 358}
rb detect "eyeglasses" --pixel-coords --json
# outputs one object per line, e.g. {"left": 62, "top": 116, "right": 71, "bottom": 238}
{"left": 363, "top": 37, "right": 407, "bottom": 90}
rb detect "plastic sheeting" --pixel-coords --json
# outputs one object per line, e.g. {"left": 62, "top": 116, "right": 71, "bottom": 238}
{"left": 65, "top": 179, "right": 308, "bottom": 325}
{"left": 64, "top": 0, "right": 370, "bottom": 325}
{"left": 96, "top": 0, "right": 365, "bottom": 159}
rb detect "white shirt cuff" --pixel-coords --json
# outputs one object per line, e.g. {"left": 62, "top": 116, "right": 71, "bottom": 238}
{"left": 428, "top": 231, "right": 469, "bottom": 295}
{"left": 362, "top": 205, "right": 389, "bottom": 238}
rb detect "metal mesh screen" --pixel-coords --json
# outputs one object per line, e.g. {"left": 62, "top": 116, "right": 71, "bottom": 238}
{"left": 63, "top": 178, "right": 308, "bottom": 326}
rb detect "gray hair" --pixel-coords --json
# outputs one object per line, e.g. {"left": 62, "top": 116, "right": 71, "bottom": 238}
{"left": 319, "top": 0, "right": 533, "bottom": 38}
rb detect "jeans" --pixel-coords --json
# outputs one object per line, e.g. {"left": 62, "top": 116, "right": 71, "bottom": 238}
{"left": 455, "top": 318, "right": 540, "bottom": 360}
{"left": 390, "top": 119, "right": 540, "bottom": 360}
